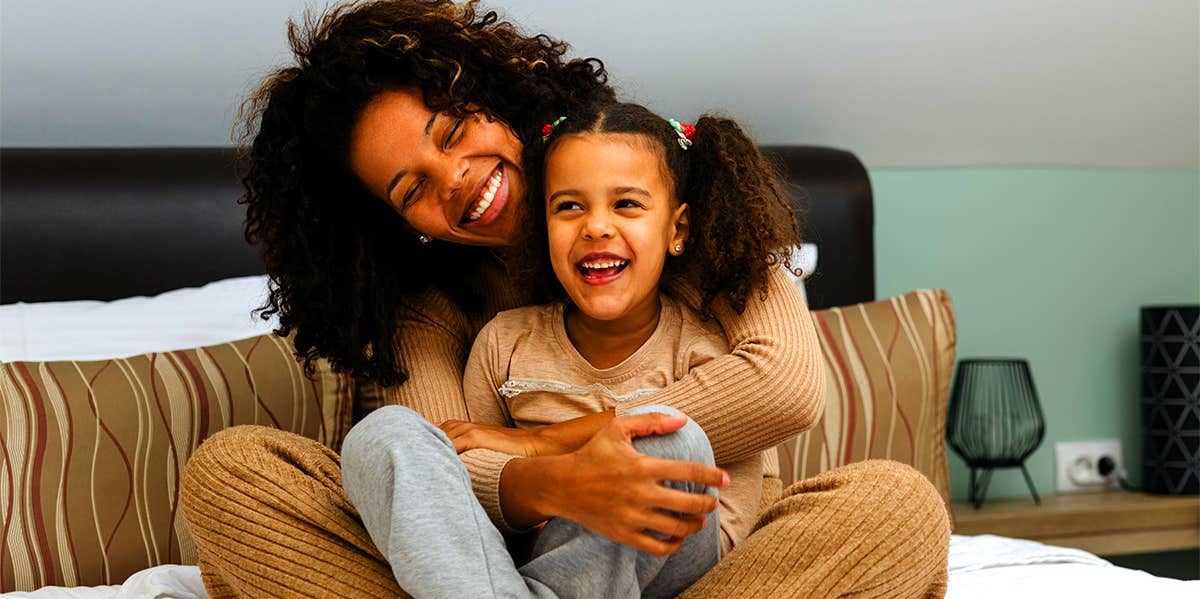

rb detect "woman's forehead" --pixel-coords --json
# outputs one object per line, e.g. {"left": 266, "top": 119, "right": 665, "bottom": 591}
{"left": 348, "top": 88, "right": 434, "bottom": 196}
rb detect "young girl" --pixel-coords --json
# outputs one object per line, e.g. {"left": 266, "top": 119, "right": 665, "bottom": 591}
{"left": 418, "top": 101, "right": 805, "bottom": 595}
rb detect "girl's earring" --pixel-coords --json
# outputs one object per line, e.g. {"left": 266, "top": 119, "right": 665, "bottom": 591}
{"left": 417, "top": 234, "right": 432, "bottom": 245}
{"left": 674, "top": 244, "right": 683, "bottom": 254}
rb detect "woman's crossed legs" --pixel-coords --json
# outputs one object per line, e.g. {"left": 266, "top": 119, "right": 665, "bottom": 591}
{"left": 182, "top": 418, "right": 948, "bottom": 598}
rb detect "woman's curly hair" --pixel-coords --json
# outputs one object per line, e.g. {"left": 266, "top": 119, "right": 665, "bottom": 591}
{"left": 238, "top": 0, "right": 614, "bottom": 386}
{"left": 521, "top": 102, "right": 804, "bottom": 316}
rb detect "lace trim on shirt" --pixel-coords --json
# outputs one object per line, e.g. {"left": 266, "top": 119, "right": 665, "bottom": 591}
{"left": 497, "top": 377, "right": 660, "bottom": 403}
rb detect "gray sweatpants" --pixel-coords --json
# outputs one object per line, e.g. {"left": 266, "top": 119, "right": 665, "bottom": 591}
{"left": 341, "top": 404, "right": 720, "bottom": 599}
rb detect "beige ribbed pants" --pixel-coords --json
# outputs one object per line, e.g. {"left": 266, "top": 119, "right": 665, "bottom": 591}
{"left": 181, "top": 426, "right": 949, "bottom": 599}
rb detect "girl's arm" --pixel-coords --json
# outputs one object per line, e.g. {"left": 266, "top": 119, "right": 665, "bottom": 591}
{"left": 373, "top": 289, "right": 537, "bottom": 533}
{"left": 446, "top": 315, "right": 579, "bottom": 458}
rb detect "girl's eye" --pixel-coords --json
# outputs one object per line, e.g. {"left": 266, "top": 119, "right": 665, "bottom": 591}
{"left": 552, "top": 200, "right": 582, "bottom": 213}
{"left": 615, "top": 199, "right": 642, "bottom": 209}
{"left": 443, "top": 118, "right": 465, "bottom": 150}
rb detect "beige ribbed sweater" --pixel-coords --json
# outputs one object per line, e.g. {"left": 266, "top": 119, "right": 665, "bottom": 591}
{"left": 461, "top": 295, "right": 770, "bottom": 554}
{"left": 375, "top": 258, "right": 824, "bottom": 529}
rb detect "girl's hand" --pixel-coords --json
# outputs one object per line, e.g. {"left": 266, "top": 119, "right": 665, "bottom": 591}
{"left": 440, "top": 420, "right": 570, "bottom": 457}
{"left": 507, "top": 412, "right": 729, "bottom": 557}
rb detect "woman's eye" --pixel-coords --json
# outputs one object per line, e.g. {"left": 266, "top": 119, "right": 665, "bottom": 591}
{"left": 443, "top": 118, "right": 465, "bottom": 150}
{"left": 402, "top": 179, "right": 425, "bottom": 207}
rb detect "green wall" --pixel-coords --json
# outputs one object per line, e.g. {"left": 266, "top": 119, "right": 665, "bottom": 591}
{"left": 870, "top": 166, "right": 1200, "bottom": 502}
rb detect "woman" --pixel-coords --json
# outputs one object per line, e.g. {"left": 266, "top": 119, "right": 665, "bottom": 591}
{"left": 180, "top": 1, "right": 950, "bottom": 597}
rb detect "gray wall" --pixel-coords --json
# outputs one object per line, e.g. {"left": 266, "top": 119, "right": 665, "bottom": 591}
{"left": 2, "top": 0, "right": 1197, "bottom": 168}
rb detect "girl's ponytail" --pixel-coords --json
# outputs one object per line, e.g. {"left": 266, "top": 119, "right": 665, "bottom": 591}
{"left": 681, "top": 116, "right": 803, "bottom": 315}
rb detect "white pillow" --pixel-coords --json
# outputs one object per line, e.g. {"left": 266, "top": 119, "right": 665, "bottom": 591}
{"left": 0, "top": 275, "right": 279, "bottom": 362}
{"left": 782, "top": 243, "right": 818, "bottom": 304}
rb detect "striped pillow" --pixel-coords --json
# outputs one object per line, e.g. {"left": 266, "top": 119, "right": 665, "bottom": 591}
{"left": 0, "top": 333, "right": 353, "bottom": 592}
{"left": 777, "top": 289, "right": 956, "bottom": 508}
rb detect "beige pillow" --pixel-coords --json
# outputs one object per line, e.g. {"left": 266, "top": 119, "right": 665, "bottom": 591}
{"left": 777, "top": 289, "right": 956, "bottom": 509}
{"left": 0, "top": 333, "right": 353, "bottom": 592}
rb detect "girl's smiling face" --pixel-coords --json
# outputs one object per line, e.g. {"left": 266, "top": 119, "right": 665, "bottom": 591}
{"left": 544, "top": 133, "right": 689, "bottom": 324}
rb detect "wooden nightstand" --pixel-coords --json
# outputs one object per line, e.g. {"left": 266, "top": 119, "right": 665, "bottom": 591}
{"left": 952, "top": 491, "right": 1200, "bottom": 556}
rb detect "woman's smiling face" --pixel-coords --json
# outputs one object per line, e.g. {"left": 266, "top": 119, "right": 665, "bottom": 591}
{"left": 349, "top": 88, "right": 527, "bottom": 246}
{"left": 544, "top": 133, "right": 689, "bottom": 324}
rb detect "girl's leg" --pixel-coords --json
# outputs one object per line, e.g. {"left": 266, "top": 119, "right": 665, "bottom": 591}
{"left": 180, "top": 425, "right": 405, "bottom": 599}
{"left": 679, "top": 460, "right": 951, "bottom": 599}
{"left": 520, "top": 405, "right": 720, "bottom": 599}
{"left": 182, "top": 406, "right": 720, "bottom": 598}
{"left": 340, "top": 406, "right": 557, "bottom": 598}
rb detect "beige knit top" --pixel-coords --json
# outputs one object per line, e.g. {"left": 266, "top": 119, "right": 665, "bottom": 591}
{"left": 462, "top": 295, "right": 770, "bottom": 554}
{"left": 374, "top": 257, "right": 824, "bottom": 545}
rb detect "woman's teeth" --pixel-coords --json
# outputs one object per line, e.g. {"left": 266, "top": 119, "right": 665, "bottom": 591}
{"left": 465, "top": 169, "right": 503, "bottom": 222}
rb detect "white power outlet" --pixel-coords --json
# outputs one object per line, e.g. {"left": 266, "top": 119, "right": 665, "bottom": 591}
{"left": 1055, "top": 440, "right": 1123, "bottom": 493}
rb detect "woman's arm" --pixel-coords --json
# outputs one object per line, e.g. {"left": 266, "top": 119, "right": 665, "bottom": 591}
{"left": 478, "top": 268, "right": 827, "bottom": 461}
{"left": 500, "top": 412, "right": 727, "bottom": 556}
{"left": 517, "top": 268, "right": 825, "bottom": 462}
{"left": 616, "top": 266, "right": 827, "bottom": 464}
{"left": 376, "top": 287, "right": 476, "bottom": 423}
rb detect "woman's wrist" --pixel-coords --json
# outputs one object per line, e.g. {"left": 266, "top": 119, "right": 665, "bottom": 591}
{"left": 498, "top": 454, "right": 571, "bottom": 529}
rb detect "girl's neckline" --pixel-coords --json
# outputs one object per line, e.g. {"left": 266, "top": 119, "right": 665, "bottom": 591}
{"left": 551, "top": 296, "right": 677, "bottom": 379}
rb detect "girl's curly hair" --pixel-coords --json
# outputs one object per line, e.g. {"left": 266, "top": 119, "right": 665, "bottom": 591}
{"left": 238, "top": 0, "right": 615, "bottom": 386}
{"left": 521, "top": 102, "right": 804, "bottom": 316}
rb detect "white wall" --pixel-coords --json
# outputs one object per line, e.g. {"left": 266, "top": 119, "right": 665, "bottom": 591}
{"left": 2, "top": 0, "right": 1196, "bottom": 168}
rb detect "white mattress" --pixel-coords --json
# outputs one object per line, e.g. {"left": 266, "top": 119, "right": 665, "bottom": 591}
{"left": 4, "top": 535, "right": 1196, "bottom": 598}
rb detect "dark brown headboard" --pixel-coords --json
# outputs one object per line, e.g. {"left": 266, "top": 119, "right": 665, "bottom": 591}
{"left": 762, "top": 146, "right": 875, "bottom": 310}
{"left": 1, "top": 147, "right": 873, "bottom": 309}
{"left": 1, "top": 148, "right": 261, "bottom": 303}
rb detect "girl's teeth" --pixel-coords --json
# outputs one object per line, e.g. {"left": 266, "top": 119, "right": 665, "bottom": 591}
{"left": 582, "top": 260, "right": 627, "bottom": 269}
{"left": 466, "top": 170, "right": 504, "bottom": 222}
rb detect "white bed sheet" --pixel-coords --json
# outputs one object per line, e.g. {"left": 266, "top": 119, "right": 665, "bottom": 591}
{"left": 4, "top": 534, "right": 1196, "bottom": 598}
{"left": 1, "top": 565, "right": 206, "bottom": 599}
{"left": 947, "top": 534, "right": 1199, "bottom": 598}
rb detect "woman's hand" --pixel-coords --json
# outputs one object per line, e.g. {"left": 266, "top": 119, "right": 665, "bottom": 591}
{"left": 501, "top": 412, "right": 729, "bottom": 557}
{"left": 440, "top": 420, "right": 570, "bottom": 457}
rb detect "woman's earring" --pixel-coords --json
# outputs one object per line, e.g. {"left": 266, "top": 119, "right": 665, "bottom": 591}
{"left": 674, "top": 244, "right": 683, "bottom": 253}
{"left": 417, "top": 234, "right": 431, "bottom": 245}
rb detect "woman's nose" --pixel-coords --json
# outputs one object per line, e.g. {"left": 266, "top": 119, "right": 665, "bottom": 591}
{"left": 431, "top": 155, "right": 470, "bottom": 201}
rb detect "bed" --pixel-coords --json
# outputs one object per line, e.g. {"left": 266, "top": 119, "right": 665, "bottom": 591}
{"left": 2, "top": 147, "right": 1195, "bottom": 597}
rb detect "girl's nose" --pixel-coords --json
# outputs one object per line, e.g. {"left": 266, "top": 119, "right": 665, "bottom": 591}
{"left": 582, "top": 212, "right": 615, "bottom": 240}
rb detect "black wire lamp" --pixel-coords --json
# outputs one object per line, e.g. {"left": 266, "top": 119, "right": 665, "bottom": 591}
{"left": 947, "top": 359, "right": 1046, "bottom": 508}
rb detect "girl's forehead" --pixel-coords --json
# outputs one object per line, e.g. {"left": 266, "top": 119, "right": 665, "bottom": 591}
{"left": 551, "top": 132, "right": 662, "bottom": 156}
{"left": 545, "top": 132, "right": 673, "bottom": 191}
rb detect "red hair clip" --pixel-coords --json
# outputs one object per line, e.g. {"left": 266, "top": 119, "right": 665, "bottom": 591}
{"left": 541, "top": 116, "right": 566, "bottom": 142}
